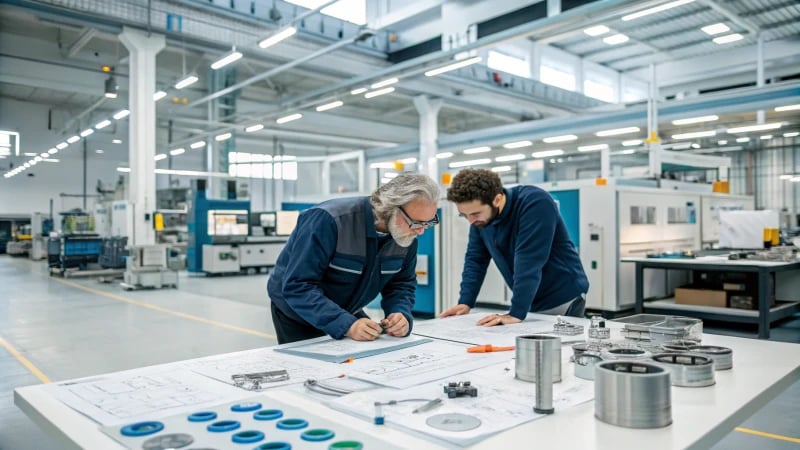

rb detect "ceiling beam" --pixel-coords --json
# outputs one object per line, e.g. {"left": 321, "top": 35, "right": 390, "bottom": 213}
{"left": 66, "top": 27, "right": 97, "bottom": 58}
{"left": 697, "top": 0, "right": 759, "bottom": 36}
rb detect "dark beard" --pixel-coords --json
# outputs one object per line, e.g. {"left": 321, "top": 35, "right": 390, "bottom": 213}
{"left": 474, "top": 206, "right": 500, "bottom": 229}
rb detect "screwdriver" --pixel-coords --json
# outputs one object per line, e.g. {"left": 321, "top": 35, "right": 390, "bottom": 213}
{"left": 467, "top": 344, "right": 516, "bottom": 353}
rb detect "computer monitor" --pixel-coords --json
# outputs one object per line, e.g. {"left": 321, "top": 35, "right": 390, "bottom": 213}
{"left": 207, "top": 210, "right": 249, "bottom": 236}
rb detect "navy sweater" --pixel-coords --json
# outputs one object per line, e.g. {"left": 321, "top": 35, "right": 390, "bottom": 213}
{"left": 458, "top": 186, "right": 589, "bottom": 319}
{"left": 267, "top": 197, "right": 417, "bottom": 339}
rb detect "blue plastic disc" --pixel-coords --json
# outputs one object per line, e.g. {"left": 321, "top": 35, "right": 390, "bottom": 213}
{"left": 120, "top": 421, "right": 164, "bottom": 437}
{"left": 187, "top": 411, "right": 217, "bottom": 422}
{"left": 206, "top": 420, "right": 241, "bottom": 432}
{"left": 301, "top": 429, "right": 335, "bottom": 442}
{"left": 231, "top": 430, "right": 265, "bottom": 444}
{"left": 255, "top": 443, "right": 292, "bottom": 450}
{"left": 276, "top": 418, "right": 309, "bottom": 430}
{"left": 231, "top": 402, "right": 262, "bottom": 412}
{"left": 254, "top": 409, "right": 284, "bottom": 421}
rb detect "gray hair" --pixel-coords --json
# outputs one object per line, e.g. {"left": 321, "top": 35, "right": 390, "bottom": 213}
{"left": 370, "top": 173, "right": 440, "bottom": 222}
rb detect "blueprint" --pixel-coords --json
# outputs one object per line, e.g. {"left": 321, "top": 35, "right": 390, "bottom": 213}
{"left": 274, "top": 334, "right": 432, "bottom": 363}
{"left": 412, "top": 313, "right": 586, "bottom": 346}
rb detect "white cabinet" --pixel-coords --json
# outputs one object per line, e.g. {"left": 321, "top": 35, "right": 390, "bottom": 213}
{"left": 239, "top": 243, "right": 284, "bottom": 267}
{"left": 202, "top": 245, "right": 240, "bottom": 273}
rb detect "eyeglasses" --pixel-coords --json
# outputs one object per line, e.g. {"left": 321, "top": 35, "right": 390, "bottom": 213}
{"left": 397, "top": 206, "right": 439, "bottom": 230}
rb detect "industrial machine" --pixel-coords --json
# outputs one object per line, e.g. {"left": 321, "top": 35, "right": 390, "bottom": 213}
{"left": 48, "top": 210, "right": 103, "bottom": 275}
{"left": 6, "top": 224, "right": 32, "bottom": 256}
{"left": 121, "top": 245, "right": 179, "bottom": 290}
{"left": 29, "top": 212, "right": 53, "bottom": 260}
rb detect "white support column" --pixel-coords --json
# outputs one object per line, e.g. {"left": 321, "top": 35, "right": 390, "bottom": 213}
{"left": 600, "top": 148, "right": 610, "bottom": 179}
{"left": 756, "top": 33, "right": 765, "bottom": 124}
{"left": 413, "top": 95, "right": 443, "bottom": 181}
{"left": 119, "top": 27, "right": 165, "bottom": 247}
{"left": 646, "top": 63, "right": 662, "bottom": 178}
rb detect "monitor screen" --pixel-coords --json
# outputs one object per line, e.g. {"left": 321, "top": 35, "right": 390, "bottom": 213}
{"left": 259, "top": 213, "right": 277, "bottom": 228}
{"left": 208, "top": 210, "right": 249, "bottom": 236}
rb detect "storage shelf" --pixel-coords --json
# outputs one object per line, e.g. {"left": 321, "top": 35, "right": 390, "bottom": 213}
{"left": 644, "top": 298, "right": 800, "bottom": 318}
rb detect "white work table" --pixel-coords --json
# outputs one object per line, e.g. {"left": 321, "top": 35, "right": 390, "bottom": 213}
{"left": 14, "top": 315, "right": 800, "bottom": 450}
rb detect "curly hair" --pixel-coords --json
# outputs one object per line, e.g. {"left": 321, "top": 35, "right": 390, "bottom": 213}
{"left": 446, "top": 169, "right": 503, "bottom": 205}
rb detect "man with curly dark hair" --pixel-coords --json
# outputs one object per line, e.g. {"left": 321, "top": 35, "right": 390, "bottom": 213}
{"left": 440, "top": 169, "right": 588, "bottom": 326}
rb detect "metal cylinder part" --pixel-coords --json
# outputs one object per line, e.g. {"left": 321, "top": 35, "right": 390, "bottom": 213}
{"left": 661, "top": 339, "right": 698, "bottom": 352}
{"left": 516, "top": 335, "right": 561, "bottom": 383}
{"left": 651, "top": 353, "right": 716, "bottom": 387}
{"left": 533, "top": 336, "right": 555, "bottom": 414}
{"left": 594, "top": 361, "right": 672, "bottom": 429}
{"left": 689, "top": 345, "right": 733, "bottom": 370}
{"left": 600, "top": 347, "right": 652, "bottom": 361}
{"left": 574, "top": 354, "right": 602, "bottom": 381}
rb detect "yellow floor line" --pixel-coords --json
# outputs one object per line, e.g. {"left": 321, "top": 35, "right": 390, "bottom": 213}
{"left": 735, "top": 427, "right": 800, "bottom": 444}
{"left": 0, "top": 336, "right": 51, "bottom": 384}
{"left": 52, "top": 278, "right": 276, "bottom": 340}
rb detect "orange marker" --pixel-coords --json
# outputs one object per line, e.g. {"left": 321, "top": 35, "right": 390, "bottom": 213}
{"left": 467, "top": 344, "right": 515, "bottom": 353}
{"left": 344, "top": 357, "right": 355, "bottom": 363}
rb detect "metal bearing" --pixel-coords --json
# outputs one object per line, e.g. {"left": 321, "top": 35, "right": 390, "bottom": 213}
{"left": 661, "top": 340, "right": 698, "bottom": 352}
{"left": 689, "top": 345, "right": 733, "bottom": 370}
{"left": 651, "top": 353, "right": 715, "bottom": 387}
{"left": 600, "top": 347, "right": 652, "bottom": 361}
{"left": 594, "top": 361, "right": 672, "bottom": 429}
{"left": 574, "top": 354, "right": 602, "bottom": 380}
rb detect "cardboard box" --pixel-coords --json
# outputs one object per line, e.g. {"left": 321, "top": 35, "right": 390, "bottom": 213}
{"left": 675, "top": 286, "right": 727, "bottom": 308}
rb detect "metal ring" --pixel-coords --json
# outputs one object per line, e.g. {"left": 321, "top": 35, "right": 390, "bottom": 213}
{"left": 688, "top": 345, "right": 733, "bottom": 370}
{"left": 651, "top": 353, "right": 715, "bottom": 387}
{"left": 574, "top": 354, "right": 602, "bottom": 380}
{"left": 600, "top": 347, "right": 651, "bottom": 361}
{"left": 594, "top": 361, "right": 672, "bottom": 429}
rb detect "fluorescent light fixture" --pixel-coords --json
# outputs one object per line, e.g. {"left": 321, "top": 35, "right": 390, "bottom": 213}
{"left": 117, "top": 167, "right": 131, "bottom": 173}
{"left": 154, "top": 153, "right": 167, "bottom": 161}
{"left": 760, "top": 135, "right": 772, "bottom": 140}
{"left": 713, "top": 33, "right": 743, "bottom": 44}
{"left": 718, "top": 140, "right": 728, "bottom": 145}
{"left": 622, "top": 0, "right": 695, "bottom": 21}
{"left": 43, "top": 158, "right": 59, "bottom": 162}
{"left": 34, "top": 156, "right": 42, "bottom": 162}
{"left": 691, "top": 143, "right": 700, "bottom": 149}
{"left": 736, "top": 137, "right": 750, "bottom": 143}
{"left": 775, "top": 104, "right": 800, "bottom": 112}
{"left": 190, "top": 141, "right": 206, "bottom": 149}
{"left": 113, "top": 109, "right": 130, "bottom": 120}
{"left": 532, "top": 149, "right": 564, "bottom": 158}
{"left": 276, "top": 113, "right": 303, "bottom": 124}
{"left": 56, "top": 142, "right": 68, "bottom": 150}
{"left": 95, "top": 119, "right": 112, "bottom": 130}
{"left": 215, "top": 132, "right": 232, "bottom": 141}
{"left": 211, "top": 49, "right": 243, "bottom": 70}
{"left": 603, "top": 34, "right": 629, "bottom": 45}
{"left": 29, "top": 159, "right": 37, "bottom": 165}
{"left": 784, "top": 132, "right": 799, "bottom": 137}
{"left": 622, "top": 140, "right": 642, "bottom": 146}
{"left": 701, "top": 23, "right": 729, "bottom": 35}
{"left": 95, "top": 149, "right": 104, "bottom": 154}
{"left": 316, "top": 100, "right": 344, "bottom": 112}
{"left": 671, "top": 130, "right": 716, "bottom": 139}
{"left": 369, "top": 162, "right": 395, "bottom": 169}
{"left": 245, "top": 124, "right": 264, "bottom": 133}
{"left": 48, "top": 148, "right": 58, "bottom": 154}
{"left": 80, "top": 128, "right": 94, "bottom": 137}
{"left": 436, "top": 152, "right": 454, "bottom": 159}
{"left": 596, "top": 126, "right": 639, "bottom": 137}
{"left": 502, "top": 141, "right": 532, "bottom": 149}
{"left": 672, "top": 115, "right": 719, "bottom": 125}
{"left": 424, "top": 56, "right": 482, "bottom": 77}
{"left": 399, "top": 157, "right": 417, "bottom": 164}
{"left": 350, "top": 87, "right": 368, "bottom": 95}
{"left": 23, "top": 162, "right": 30, "bottom": 168}
{"left": 24, "top": 152, "right": 36, "bottom": 156}
{"left": 726, "top": 123, "right": 781, "bottom": 133}
{"left": 463, "top": 146, "right": 491, "bottom": 154}
{"left": 371, "top": 78, "right": 398, "bottom": 89}
{"left": 578, "top": 144, "right": 609, "bottom": 152}
{"left": 584, "top": 25, "right": 609, "bottom": 36}
{"left": 112, "top": 139, "right": 122, "bottom": 144}
{"left": 779, "top": 174, "right": 793, "bottom": 180}
{"left": 169, "top": 148, "right": 186, "bottom": 156}
{"left": 448, "top": 158, "right": 492, "bottom": 168}
{"left": 175, "top": 74, "right": 198, "bottom": 90}
{"left": 258, "top": 26, "right": 297, "bottom": 49}
{"left": 383, "top": 171, "right": 398, "bottom": 179}
{"left": 793, "top": 176, "right": 800, "bottom": 182}
{"left": 153, "top": 90, "right": 168, "bottom": 101}
{"left": 543, "top": 134, "right": 577, "bottom": 143}
{"left": 364, "top": 87, "right": 395, "bottom": 99}
{"left": 495, "top": 153, "right": 525, "bottom": 162}
{"left": 491, "top": 166, "right": 513, "bottom": 173}
{"left": 40, "top": 152, "right": 49, "bottom": 157}
{"left": 618, "top": 149, "right": 636, "bottom": 155}
{"left": 67, "top": 135, "right": 80, "bottom": 144}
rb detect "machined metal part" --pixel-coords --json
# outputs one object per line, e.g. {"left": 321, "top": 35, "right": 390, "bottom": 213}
{"left": 142, "top": 433, "right": 194, "bottom": 450}
{"left": 588, "top": 326, "right": 611, "bottom": 340}
{"left": 426, "top": 413, "right": 482, "bottom": 432}
{"left": 232, "top": 369, "right": 289, "bottom": 390}
{"left": 594, "top": 361, "right": 672, "bottom": 429}
{"left": 533, "top": 335, "right": 555, "bottom": 414}
{"left": 651, "top": 353, "right": 716, "bottom": 387}
{"left": 661, "top": 339, "right": 698, "bottom": 352}
{"left": 574, "top": 354, "right": 602, "bottom": 381}
{"left": 570, "top": 341, "right": 610, "bottom": 361}
{"left": 552, "top": 317, "right": 585, "bottom": 336}
{"left": 600, "top": 347, "right": 652, "bottom": 361}
{"left": 516, "top": 335, "right": 561, "bottom": 383}
{"left": 303, "top": 378, "right": 354, "bottom": 396}
{"left": 689, "top": 345, "right": 733, "bottom": 370}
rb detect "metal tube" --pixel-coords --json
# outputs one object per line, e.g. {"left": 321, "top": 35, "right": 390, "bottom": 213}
{"left": 516, "top": 335, "right": 561, "bottom": 383}
{"left": 534, "top": 336, "right": 555, "bottom": 414}
{"left": 594, "top": 361, "right": 672, "bottom": 429}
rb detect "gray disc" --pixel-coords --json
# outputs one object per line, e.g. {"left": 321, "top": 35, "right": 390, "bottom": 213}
{"left": 142, "top": 433, "right": 194, "bottom": 450}
{"left": 425, "top": 413, "right": 482, "bottom": 432}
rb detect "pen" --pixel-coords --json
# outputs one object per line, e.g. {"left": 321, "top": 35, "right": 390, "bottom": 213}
{"left": 412, "top": 398, "right": 443, "bottom": 414}
{"left": 467, "top": 344, "right": 516, "bottom": 353}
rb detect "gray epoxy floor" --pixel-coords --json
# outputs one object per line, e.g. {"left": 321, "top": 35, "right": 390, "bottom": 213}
{"left": 1, "top": 255, "right": 798, "bottom": 449}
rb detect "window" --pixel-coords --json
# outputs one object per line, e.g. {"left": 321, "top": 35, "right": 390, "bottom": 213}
{"left": 584, "top": 79, "right": 615, "bottom": 102}
{"left": 487, "top": 50, "right": 530, "bottom": 78}
{"left": 227, "top": 152, "right": 297, "bottom": 180}
{"left": 285, "top": 0, "right": 365, "bottom": 25}
{"left": 539, "top": 65, "right": 575, "bottom": 91}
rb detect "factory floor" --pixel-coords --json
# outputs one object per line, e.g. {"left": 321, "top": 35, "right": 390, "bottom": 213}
{"left": 0, "top": 255, "right": 798, "bottom": 450}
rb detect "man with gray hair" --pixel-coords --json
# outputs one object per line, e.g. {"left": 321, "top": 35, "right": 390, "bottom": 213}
{"left": 267, "top": 173, "right": 440, "bottom": 344}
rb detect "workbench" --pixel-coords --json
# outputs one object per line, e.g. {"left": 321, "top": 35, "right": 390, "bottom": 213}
{"left": 623, "top": 256, "right": 800, "bottom": 339}
{"left": 14, "top": 314, "right": 800, "bottom": 450}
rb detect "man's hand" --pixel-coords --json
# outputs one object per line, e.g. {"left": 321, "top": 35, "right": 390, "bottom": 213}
{"left": 439, "top": 304, "right": 471, "bottom": 318}
{"left": 476, "top": 313, "right": 521, "bottom": 327}
{"left": 381, "top": 313, "right": 409, "bottom": 337}
{"left": 346, "top": 318, "right": 383, "bottom": 341}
